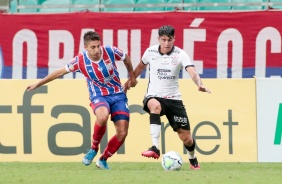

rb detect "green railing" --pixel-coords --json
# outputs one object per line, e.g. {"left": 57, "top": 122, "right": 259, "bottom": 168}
{"left": 2, "top": 0, "right": 282, "bottom": 13}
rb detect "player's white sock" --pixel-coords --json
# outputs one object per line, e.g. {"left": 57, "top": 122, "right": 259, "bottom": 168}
{"left": 150, "top": 124, "right": 161, "bottom": 149}
{"left": 188, "top": 150, "right": 195, "bottom": 159}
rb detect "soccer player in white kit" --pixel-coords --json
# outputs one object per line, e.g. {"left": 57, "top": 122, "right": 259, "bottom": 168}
{"left": 128, "top": 25, "right": 210, "bottom": 170}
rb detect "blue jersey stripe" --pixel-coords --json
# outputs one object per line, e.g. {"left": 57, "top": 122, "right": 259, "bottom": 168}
{"left": 105, "top": 45, "right": 122, "bottom": 88}
{"left": 105, "top": 46, "right": 115, "bottom": 63}
{"left": 98, "top": 61, "right": 110, "bottom": 78}
{"left": 83, "top": 52, "right": 98, "bottom": 81}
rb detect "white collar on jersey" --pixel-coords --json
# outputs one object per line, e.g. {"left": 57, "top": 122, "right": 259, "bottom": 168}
{"left": 158, "top": 45, "right": 175, "bottom": 55}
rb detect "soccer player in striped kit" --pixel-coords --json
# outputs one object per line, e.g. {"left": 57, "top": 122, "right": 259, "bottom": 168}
{"left": 125, "top": 25, "right": 210, "bottom": 170}
{"left": 27, "top": 31, "right": 137, "bottom": 170}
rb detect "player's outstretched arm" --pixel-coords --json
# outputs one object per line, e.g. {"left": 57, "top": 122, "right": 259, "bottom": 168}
{"left": 26, "top": 67, "right": 69, "bottom": 91}
{"left": 133, "top": 60, "right": 147, "bottom": 78}
{"left": 123, "top": 60, "right": 147, "bottom": 93}
{"left": 186, "top": 66, "right": 211, "bottom": 94}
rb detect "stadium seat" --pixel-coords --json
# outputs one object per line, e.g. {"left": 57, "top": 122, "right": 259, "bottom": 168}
{"left": 135, "top": 0, "right": 165, "bottom": 11}
{"left": 38, "top": 0, "right": 46, "bottom": 4}
{"left": 165, "top": 0, "right": 183, "bottom": 11}
{"left": 183, "top": 0, "right": 199, "bottom": 11}
{"left": 197, "top": 0, "right": 232, "bottom": 11}
{"left": 39, "top": 0, "right": 71, "bottom": 13}
{"left": 9, "top": 0, "right": 17, "bottom": 13}
{"left": 232, "top": 0, "right": 267, "bottom": 10}
{"left": 268, "top": 0, "right": 282, "bottom": 9}
{"left": 71, "top": 0, "right": 100, "bottom": 12}
{"left": 166, "top": 0, "right": 198, "bottom": 11}
{"left": 101, "top": 0, "right": 135, "bottom": 12}
{"left": 10, "top": 0, "right": 38, "bottom": 13}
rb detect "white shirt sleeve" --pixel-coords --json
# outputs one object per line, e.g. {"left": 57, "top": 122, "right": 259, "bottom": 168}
{"left": 181, "top": 50, "right": 194, "bottom": 68}
{"left": 141, "top": 48, "right": 150, "bottom": 65}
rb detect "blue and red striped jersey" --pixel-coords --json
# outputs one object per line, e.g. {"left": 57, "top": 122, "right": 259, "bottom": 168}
{"left": 66, "top": 45, "right": 125, "bottom": 98}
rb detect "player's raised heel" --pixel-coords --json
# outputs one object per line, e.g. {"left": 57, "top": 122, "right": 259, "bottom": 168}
{"left": 189, "top": 156, "right": 200, "bottom": 170}
{"left": 82, "top": 149, "right": 97, "bottom": 166}
{"left": 141, "top": 145, "right": 160, "bottom": 159}
{"left": 96, "top": 159, "right": 110, "bottom": 170}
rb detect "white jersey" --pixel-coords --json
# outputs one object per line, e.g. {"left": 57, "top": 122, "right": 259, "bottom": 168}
{"left": 142, "top": 45, "right": 194, "bottom": 100}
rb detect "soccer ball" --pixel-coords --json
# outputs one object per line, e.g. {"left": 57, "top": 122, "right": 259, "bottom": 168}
{"left": 161, "top": 151, "right": 183, "bottom": 171}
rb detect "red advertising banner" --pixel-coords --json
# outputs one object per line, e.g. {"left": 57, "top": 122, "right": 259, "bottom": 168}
{"left": 0, "top": 11, "right": 281, "bottom": 79}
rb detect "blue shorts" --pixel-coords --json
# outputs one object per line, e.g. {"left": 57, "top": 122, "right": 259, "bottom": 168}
{"left": 90, "top": 93, "right": 129, "bottom": 123}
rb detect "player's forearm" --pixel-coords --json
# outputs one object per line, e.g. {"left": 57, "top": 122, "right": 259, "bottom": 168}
{"left": 191, "top": 74, "right": 203, "bottom": 87}
{"left": 36, "top": 69, "right": 66, "bottom": 88}
{"left": 133, "top": 61, "right": 146, "bottom": 78}
{"left": 125, "top": 64, "right": 134, "bottom": 78}
{"left": 125, "top": 65, "right": 134, "bottom": 78}
{"left": 133, "top": 67, "right": 142, "bottom": 78}
{"left": 123, "top": 60, "right": 134, "bottom": 78}
{"left": 186, "top": 67, "right": 203, "bottom": 87}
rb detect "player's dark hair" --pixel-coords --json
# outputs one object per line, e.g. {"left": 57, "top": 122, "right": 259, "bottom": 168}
{"left": 158, "top": 25, "right": 175, "bottom": 38}
{"left": 84, "top": 31, "right": 100, "bottom": 45}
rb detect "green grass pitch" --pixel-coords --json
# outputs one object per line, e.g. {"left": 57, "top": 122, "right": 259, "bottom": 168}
{"left": 1, "top": 162, "right": 281, "bottom": 184}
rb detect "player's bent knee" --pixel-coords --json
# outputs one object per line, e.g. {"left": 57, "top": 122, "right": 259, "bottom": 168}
{"left": 116, "top": 131, "right": 128, "bottom": 141}
{"left": 148, "top": 99, "right": 161, "bottom": 112}
{"left": 182, "top": 136, "right": 193, "bottom": 146}
{"left": 96, "top": 114, "right": 110, "bottom": 123}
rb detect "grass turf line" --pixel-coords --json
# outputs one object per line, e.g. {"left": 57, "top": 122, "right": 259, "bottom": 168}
{"left": 0, "top": 162, "right": 281, "bottom": 184}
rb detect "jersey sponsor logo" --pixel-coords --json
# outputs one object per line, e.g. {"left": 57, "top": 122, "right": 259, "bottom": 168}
{"left": 157, "top": 69, "right": 171, "bottom": 72}
{"left": 174, "top": 116, "right": 188, "bottom": 126}
{"left": 157, "top": 69, "right": 175, "bottom": 80}
{"left": 106, "top": 63, "right": 113, "bottom": 71}
{"left": 158, "top": 75, "right": 176, "bottom": 80}
{"left": 68, "top": 63, "right": 74, "bottom": 71}
{"left": 104, "top": 76, "right": 113, "bottom": 84}
{"left": 163, "top": 95, "right": 176, "bottom": 99}
{"left": 114, "top": 47, "right": 124, "bottom": 58}
{"left": 94, "top": 99, "right": 100, "bottom": 104}
{"left": 68, "top": 57, "right": 77, "bottom": 71}
{"left": 171, "top": 56, "right": 179, "bottom": 65}
{"left": 148, "top": 49, "right": 158, "bottom": 53}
